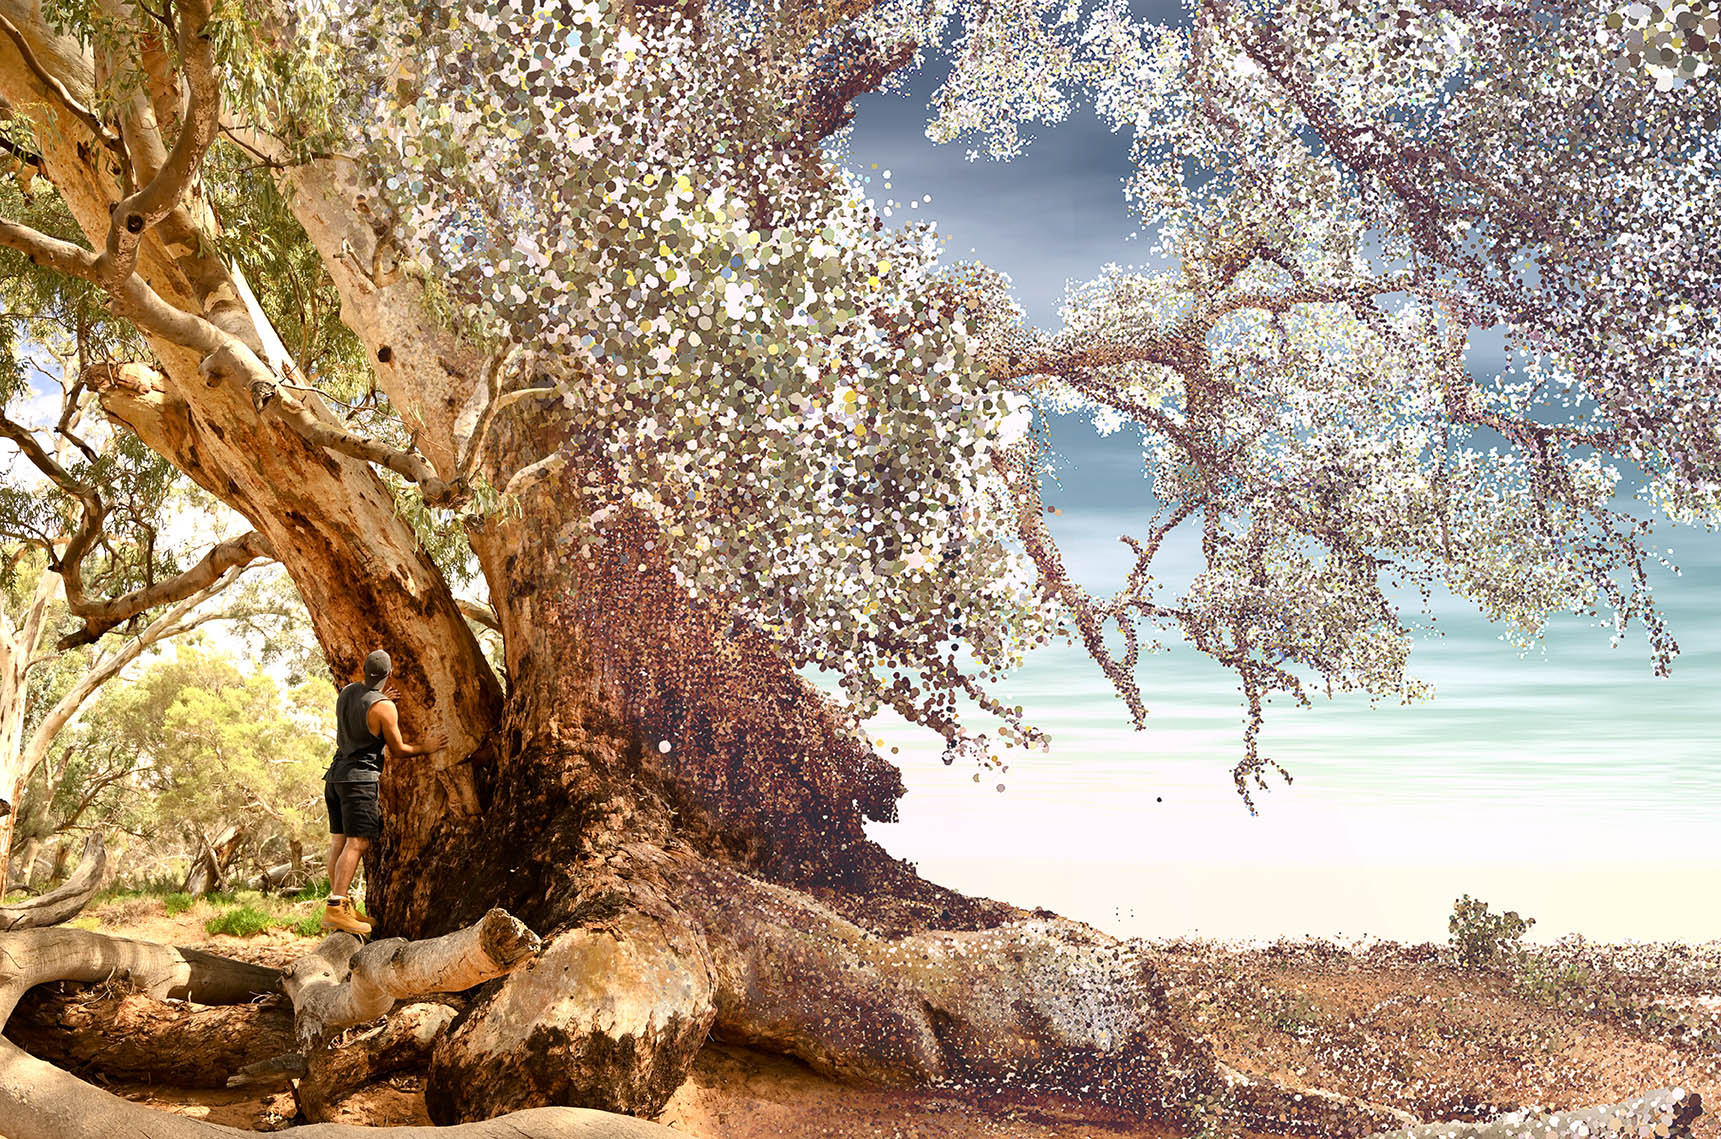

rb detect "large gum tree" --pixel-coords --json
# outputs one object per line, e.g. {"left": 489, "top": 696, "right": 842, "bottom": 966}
{"left": 0, "top": 0, "right": 1714, "bottom": 1131}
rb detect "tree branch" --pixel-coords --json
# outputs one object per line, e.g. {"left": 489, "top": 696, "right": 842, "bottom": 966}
{"left": 55, "top": 530, "right": 273, "bottom": 648}
{"left": 456, "top": 598, "right": 500, "bottom": 632}
{"left": 89, "top": 0, "right": 219, "bottom": 291}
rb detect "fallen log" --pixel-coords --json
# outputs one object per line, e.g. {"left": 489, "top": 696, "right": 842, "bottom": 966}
{"left": 6, "top": 983, "right": 293, "bottom": 1086}
{"left": 0, "top": 833, "right": 106, "bottom": 931}
{"left": 0, "top": 924, "right": 683, "bottom": 1138}
{"left": 1362, "top": 1087, "right": 1702, "bottom": 1139}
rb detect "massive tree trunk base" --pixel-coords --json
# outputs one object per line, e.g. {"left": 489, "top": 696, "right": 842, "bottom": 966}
{"left": 425, "top": 843, "right": 1415, "bottom": 1137}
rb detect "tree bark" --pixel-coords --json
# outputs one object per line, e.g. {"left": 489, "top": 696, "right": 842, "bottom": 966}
{"left": 0, "top": 564, "right": 60, "bottom": 895}
{"left": 0, "top": 832, "right": 105, "bottom": 930}
{"left": 0, "top": 4, "right": 505, "bottom": 853}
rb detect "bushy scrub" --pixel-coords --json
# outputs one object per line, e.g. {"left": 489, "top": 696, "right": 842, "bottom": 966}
{"left": 1449, "top": 895, "right": 1535, "bottom": 968}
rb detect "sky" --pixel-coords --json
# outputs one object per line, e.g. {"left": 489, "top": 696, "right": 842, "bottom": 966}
{"left": 813, "top": 7, "right": 1721, "bottom": 947}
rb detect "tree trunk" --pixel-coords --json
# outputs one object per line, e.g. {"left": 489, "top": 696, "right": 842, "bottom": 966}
{"left": 358, "top": 440, "right": 1403, "bottom": 1135}
{"left": 4, "top": 834, "right": 37, "bottom": 894}
{"left": 0, "top": 566, "right": 61, "bottom": 895}
{"left": 183, "top": 823, "right": 245, "bottom": 895}
{"left": 0, "top": 10, "right": 1597, "bottom": 1137}
{"left": 0, "top": 8, "right": 505, "bottom": 846}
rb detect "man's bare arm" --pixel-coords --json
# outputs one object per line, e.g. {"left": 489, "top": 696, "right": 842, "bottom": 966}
{"left": 369, "top": 700, "right": 447, "bottom": 758}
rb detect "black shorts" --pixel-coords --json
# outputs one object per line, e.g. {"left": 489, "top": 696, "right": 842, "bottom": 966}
{"left": 325, "top": 780, "right": 382, "bottom": 838}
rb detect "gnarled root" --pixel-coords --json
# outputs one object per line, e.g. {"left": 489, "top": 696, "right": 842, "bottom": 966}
{"left": 427, "top": 845, "right": 1412, "bottom": 1135}
{"left": 426, "top": 904, "right": 719, "bottom": 1123}
{"left": 284, "top": 908, "right": 539, "bottom": 1049}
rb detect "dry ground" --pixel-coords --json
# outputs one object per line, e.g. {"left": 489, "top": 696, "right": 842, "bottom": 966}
{"left": 11, "top": 895, "right": 1719, "bottom": 1138}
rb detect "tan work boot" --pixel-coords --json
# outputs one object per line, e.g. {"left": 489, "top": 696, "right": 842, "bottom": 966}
{"left": 321, "top": 897, "right": 370, "bottom": 936}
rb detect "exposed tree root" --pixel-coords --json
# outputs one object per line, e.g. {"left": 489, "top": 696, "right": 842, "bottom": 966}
{"left": 428, "top": 845, "right": 1416, "bottom": 1135}
{"left": 284, "top": 909, "right": 539, "bottom": 1049}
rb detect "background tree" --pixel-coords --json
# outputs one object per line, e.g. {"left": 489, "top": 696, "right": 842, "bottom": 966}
{"left": 0, "top": 178, "right": 279, "bottom": 886}
{"left": 27, "top": 643, "right": 334, "bottom": 894}
{"left": 0, "top": 0, "right": 1710, "bottom": 1131}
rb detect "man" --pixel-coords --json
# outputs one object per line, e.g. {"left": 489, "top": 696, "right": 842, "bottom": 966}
{"left": 322, "top": 649, "right": 445, "bottom": 935}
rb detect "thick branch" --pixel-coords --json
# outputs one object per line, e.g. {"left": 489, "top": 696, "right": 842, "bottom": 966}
{"left": 0, "top": 10, "right": 120, "bottom": 155}
{"left": 0, "top": 207, "right": 460, "bottom": 500}
{"left": 456, "top": 598, "right": 500, "bottom": 632}
{"left": 56, "top": 529, "right": 273, "bottom": 648}
{"left": 89, "top": 0, "right": 219, "bottom": 290}
{"left": 284, "top": 907, "right": 541, "bottom": 1049}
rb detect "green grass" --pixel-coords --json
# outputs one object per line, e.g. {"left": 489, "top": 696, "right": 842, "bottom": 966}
{"left": 298, "top": 875, "right": 333, "bottom": 900}
{"left": 205, "top": 904, "right": 276, "bottom": 937}
{"left": 287, "top": 911, "right": 326, "bottom": 937}
{"left": 162, "top": 891, "right": 195, "bottom": 916}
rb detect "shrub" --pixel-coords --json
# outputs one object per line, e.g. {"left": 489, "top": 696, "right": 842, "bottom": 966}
{"left": 1449, "top": 894, "right": 1535, "bottom": 968}
{"left": 162, "top": 892, "right": 196, "bottom": 916}
{"left": 205, "top": 905, "right": 275, "bottom": 937}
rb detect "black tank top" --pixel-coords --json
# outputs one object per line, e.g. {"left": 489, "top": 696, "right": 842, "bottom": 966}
{"left": 327, "top": 683, "right": 388, "bottom": 782}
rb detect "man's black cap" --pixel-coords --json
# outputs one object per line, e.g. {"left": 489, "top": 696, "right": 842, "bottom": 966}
{"left": 364, "top": 650, "right": 392, "bottom": 690}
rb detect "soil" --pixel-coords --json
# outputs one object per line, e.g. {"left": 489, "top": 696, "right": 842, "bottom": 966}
{"left": 15, "top": 899, "right": 1721, "bottom": 1137}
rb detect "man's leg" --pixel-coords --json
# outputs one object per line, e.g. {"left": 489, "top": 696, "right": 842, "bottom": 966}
{"left": 324, "top": 782, "right": 347, "bottom": 892}
{"left": 330, "top": 836, "right": 370, "bottom": 898}
{"left": 328, "top": 834, "right": 347, "bottom": 884}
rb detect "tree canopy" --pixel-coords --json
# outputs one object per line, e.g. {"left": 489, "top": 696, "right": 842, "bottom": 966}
{"left": 0, "top": 0, "right": 1712, "bottom": 805}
